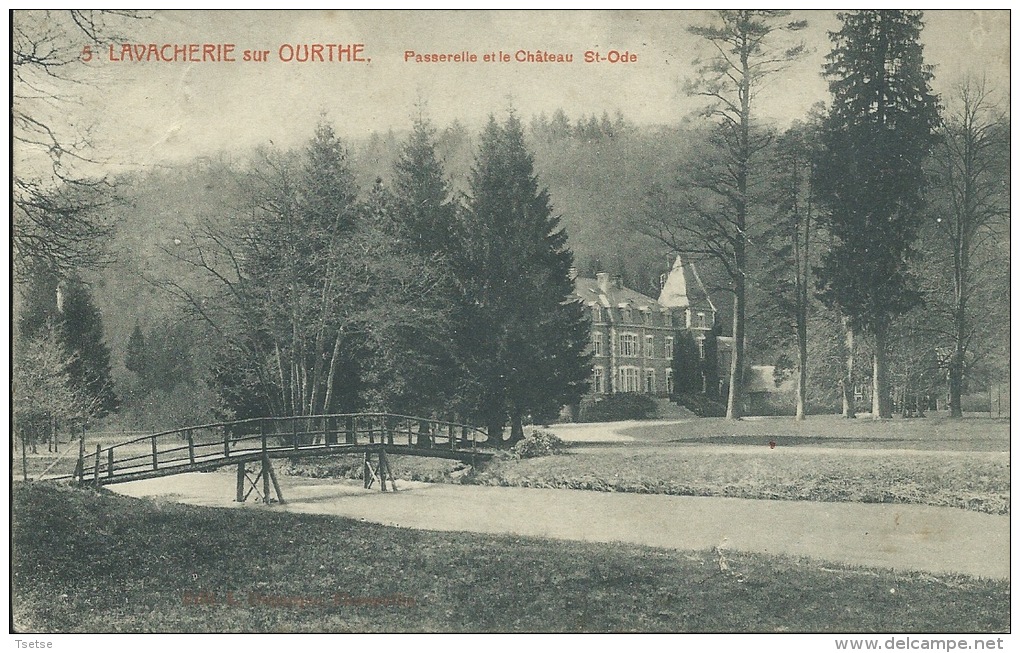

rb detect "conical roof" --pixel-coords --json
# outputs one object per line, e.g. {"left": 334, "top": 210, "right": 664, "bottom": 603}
{"left": 657, "top": 255, "right": 715, "bottom": 312}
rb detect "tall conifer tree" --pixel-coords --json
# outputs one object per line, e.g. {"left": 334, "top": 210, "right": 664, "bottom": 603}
{"left": 814, "top": 10, "right": 940, "bottom": 418}
{"left": 461, "top": 113, "right": 591, "bottom": 444}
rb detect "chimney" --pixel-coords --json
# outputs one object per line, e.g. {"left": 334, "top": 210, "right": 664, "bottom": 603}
{"left": 612, "top": 274, "right": 623, "bottom": 289}
{"left": 596, "top": 272, "right": 611, "bottom": 293}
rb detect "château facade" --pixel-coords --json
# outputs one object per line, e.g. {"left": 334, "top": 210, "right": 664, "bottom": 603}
{"left": 573, "top": 255, "right": 732, "bottom": 398}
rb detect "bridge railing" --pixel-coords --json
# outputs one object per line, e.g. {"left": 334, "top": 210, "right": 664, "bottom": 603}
{"left": 59, "top": 413, "right": 489, "bottom": 484}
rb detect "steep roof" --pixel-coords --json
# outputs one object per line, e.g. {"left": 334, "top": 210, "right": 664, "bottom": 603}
{"left": 657, "top": 255, "right": 715, "bottom": 312}
{"left": 573, "top": 275, "right": 667, "bottom": 311}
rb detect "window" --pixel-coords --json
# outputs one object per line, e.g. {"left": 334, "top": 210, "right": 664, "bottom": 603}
{"left": 592, "top": 367, "right": 604, "bottom": 394}
{"left": 694, "top": 311, "right": 708, "bottom": 329}
{"left": 645, "top": 335, "right": 655, "bottom": 358}
{"left": 592, "top": 332, "right": 603, "bottom": 356}
{"left": 664, "top": 312, "right": 673, "bottom": 327}
{"left": 665, "top": 336, "right": 674, "bottom": 360}
{"left": 644, "top": 369, "right": 656, "bottom": 394}
{"left": 592, "top": 305, "right": 603, "bottom": 322}
{"left": 643, "top": 311, "right": 653, "bottom": 325}
{"left": 621, "top": 307, "right": 632, "bottom": 323}
{"left": 666, "top": 369, "right": 675, "bottom": 396}
{"left": 698, "top": 339, "right": 706, "bottom": 360}
{"left": 619, "top": 334, "right": 638, "bottom": 357}
{"left": 619, "top": 367, "right": 641, "bottom": 392}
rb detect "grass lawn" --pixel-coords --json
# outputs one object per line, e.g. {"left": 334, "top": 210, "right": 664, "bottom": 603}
{"left": 12, "top": 483, "right": 1009, "bottom": 633}
{"left": 468, "top": 447, "right": 1009, "bottom": 515}
{"left": 285, "top": 416, "right": 1010, "bottom": 515}
{"left": 620, "top": 414, "right": 1010, "bottom": 451}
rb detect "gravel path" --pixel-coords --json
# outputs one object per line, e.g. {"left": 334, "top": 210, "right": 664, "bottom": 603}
{"left": 111, "top": 471, "right": 1009, "bottom": 580}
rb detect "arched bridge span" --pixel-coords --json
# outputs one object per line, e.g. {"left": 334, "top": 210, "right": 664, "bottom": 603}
{"left": 54, "top": 413, "right": 493, "bottom": 504}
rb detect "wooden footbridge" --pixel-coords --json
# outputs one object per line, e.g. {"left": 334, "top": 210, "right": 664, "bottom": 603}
{"left": 52, "top": 413, "right": 493, "bottom": 505}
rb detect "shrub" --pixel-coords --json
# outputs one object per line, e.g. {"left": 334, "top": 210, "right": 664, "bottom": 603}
{"left": 511, "top": 428, "right": 567, "bottom": 459}
{"left": 578, "top": 393, "right": 658, "bottom": 422}
{"left": 675, "top": 393, "right": 727, "bottom": 417}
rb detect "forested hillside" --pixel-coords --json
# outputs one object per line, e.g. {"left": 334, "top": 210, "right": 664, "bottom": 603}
{"left": 60, "top": 98, "right": 1009, "bottom": 430}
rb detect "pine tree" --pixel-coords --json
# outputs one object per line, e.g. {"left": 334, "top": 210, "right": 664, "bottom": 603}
{"left": 392, "top": 114, "right": 458, "bottom": 259}
{"left": 671, "top": 330, "right": 703, "bottom": 398}
{"left": 389, "top": 115, "right": 462, "bottom": 417}
{"left": 461, "top": 113, "right": 591, "bottom": 445}
{"left": 814, "top": 10, "right": 940, "bottom": 418}
{"left": 60, "top": 276, "right": 119, "bottom": 417}
{"left": 125, "top": 322, "right": 147, "bottom": 383}
{"left": 702, "top": 326, "right": 721, "bottom": 398}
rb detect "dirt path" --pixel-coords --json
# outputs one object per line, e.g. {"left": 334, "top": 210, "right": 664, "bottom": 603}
{"left": 112, "top": 471, "right": 1008, "bottom": 580}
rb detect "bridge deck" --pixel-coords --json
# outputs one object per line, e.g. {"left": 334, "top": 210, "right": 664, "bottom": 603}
{"left": 53, "top": 413, "right": 494, "bottom": 487}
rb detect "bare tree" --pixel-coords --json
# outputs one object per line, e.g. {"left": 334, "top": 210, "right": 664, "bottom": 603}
{"left": 928, "top": 79, "right": 1010, "bottom": 416}
{"left": 643, "top": 11, "right": 806, "bottom": 419}
{"left": 12, "top": 10, "right": 141, "bottom": 278}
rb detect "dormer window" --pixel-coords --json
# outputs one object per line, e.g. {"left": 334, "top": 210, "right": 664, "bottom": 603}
{"left": 592, "top": 305, "right": 603, "bottom": 322}
{"left": 621, "top": 307, "right": 632, "bottom": 323}
{"left": 643, "top": 311, "right": 653, "bottom": 325}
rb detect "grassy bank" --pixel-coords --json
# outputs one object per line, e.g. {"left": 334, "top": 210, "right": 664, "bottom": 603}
{"left": 12, "top": 483, "right": 1008, "bottom": 633}
{"left": 285, "top": 446, "right": 1009, "bottom": 516}
{"left": 469, "top": 448, "right": 1010, "bottom": 515}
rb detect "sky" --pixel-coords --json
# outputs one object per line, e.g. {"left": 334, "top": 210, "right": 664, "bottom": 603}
{"left": 13, "top": 9, "right": 1012, "bottom": 174}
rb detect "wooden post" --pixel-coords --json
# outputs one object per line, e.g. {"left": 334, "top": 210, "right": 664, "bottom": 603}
{"left": 21, "top": 432, "right": 28, "bottom": 482}
{"left": 236, "top": 463, "right": 245, "bottom": 502}
{"left": 262, "top": 453, "right": 272, "bottom": 504}
{"left": 378, "top": 446, "right": 388, "bottom": 492}
{"left": 293, "top": 417, "right": 300, "bottom": 450}
{"left": 187, "top": 431, "right": 195, "bottom": 465}
{"left": 151, "top": 436, "right": 158, "bottom": 471}
{"left": 448, "top": 424, "right": 455, "bottom": 448}
{"left": 107, "top": 448, "right": 114, "bottom": 479}
{"left": 267, "top": 459, "right": 285, "bottom": 504}
{"left": 76, "top": 429, "right": 86, "bottom": 483}
{"left": 223, "top": 427, "right": 230, "bottom": 458}
{"left": 346, "top": 416, "right": 355, "bottom": 444}
{"left": 94, "top": 444, "right": 102, "bottom": 486}
{"left": 380, "top": 447, "right": 396, "bottom": 492}
{"left": 261, "top": 421, "right": 270, "bottom": 504}
{"left": 461, "top": 426, "right": 469, "bottom": 448}
{"left": 363, "top": 451, "right": 372, "bottom": 489}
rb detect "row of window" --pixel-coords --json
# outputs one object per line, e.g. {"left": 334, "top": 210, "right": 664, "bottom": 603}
{"left": 592, "top": 305, "right": 713, "bottom": 329}
{"left": 591, "top": 366, "right": 676, "bottom": 395}
{"left": 592, "top": 333, "right": 707, "bottom": 360}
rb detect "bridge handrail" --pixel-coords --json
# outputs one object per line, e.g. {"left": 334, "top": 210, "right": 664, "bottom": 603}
{"left": 101, "top": 412, "right": 487, "bottom": 450}
{"left": 65, "top": 413, "right": 490, "bottom": 484}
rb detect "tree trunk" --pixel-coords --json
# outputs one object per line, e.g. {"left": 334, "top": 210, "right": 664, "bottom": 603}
{"left": 795, "top": 356, "right": 807, "bottom": 421}
{"left": 795, "top": 299, "right": 807, "bottom": 421}
{"left": 726, "top": 271, "right": 746, "bottom": 420}
{"left": 948, "top": 300, "right": 966, "bottom": 418}
{"left": 872, "top": 323, "right": 891, "bottom": 419}
{"left": 508, "top": 410, "right": 525, "bottom": 445}
{"left": 842, "top": 320, "right": 856, "bottom": 419}
{"left": 486, "top": 416, "right": 504, "bottom": 448}
{"left": 321, "top": 331, "right": 344, "bottom": 415}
